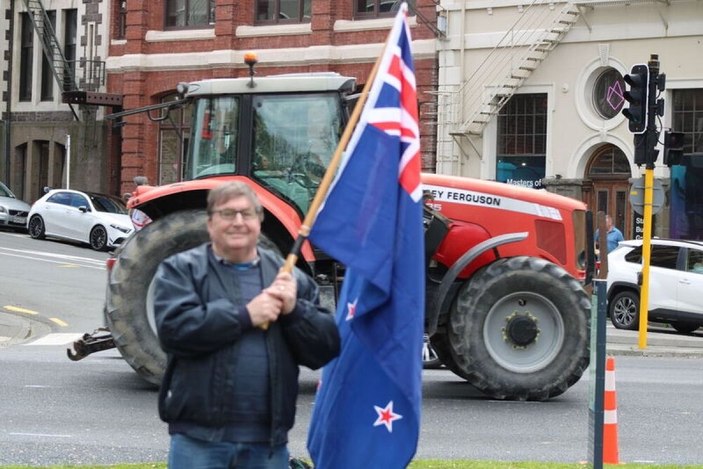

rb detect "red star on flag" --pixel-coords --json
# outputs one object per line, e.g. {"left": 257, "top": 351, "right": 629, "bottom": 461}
{"left": 373, "top": 400, "right": 402, "bottom": 433}
{"left": 345, "top": 298, "right": 358, "bottom": 321}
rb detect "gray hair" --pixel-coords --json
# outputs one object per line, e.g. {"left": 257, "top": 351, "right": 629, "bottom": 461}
{"left": 207, "top": 181, "right": 264, "bottom": 221}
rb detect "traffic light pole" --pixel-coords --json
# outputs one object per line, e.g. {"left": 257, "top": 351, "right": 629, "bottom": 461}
{"left": 637, "top": 54, "right": 661, "bottom": 349}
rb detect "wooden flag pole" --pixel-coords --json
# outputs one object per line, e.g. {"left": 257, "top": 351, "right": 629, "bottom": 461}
{"left": 279, "top": 35, "right": 388, "bottom": 274}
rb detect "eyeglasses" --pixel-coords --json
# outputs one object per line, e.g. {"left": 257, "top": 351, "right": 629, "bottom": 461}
{"left": 211, "top": 208, "right": 258, "bottom": 221}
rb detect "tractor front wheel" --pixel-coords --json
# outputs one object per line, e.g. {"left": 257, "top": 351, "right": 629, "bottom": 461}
{"left": 447, "top": 256, "right": 590, "bottom": 401}
{"left": 105, "top": 210, "right": 211, "bottom": 385}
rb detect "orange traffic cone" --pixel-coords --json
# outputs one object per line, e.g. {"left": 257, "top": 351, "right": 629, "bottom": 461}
{"left": 603, "top": 356, "right": 620, "bottom": 464}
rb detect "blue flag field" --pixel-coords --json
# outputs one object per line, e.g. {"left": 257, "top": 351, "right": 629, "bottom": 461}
{"left": 307, "top": 3, "right": 425, "bottom": 468}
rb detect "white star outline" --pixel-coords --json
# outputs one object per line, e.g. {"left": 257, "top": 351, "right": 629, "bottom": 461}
{"left": 373, "top": 400, "right": 403, "bottom": 433}
{"left": 345, "top": 298, "right": 358, "bottom": 321}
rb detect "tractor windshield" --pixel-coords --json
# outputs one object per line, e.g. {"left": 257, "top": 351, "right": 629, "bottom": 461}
{"left": 183, "top": 91, "right": 343, "bottom": 214}
{"left": 252, "top": 93, "right": 342, "bottom": 214}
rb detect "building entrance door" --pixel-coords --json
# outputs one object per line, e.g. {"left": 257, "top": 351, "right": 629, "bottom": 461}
{"left": 583, "top": 144, "right": 632, "bottom": 238}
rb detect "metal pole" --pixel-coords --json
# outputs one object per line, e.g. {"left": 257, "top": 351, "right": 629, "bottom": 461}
{"left": 637, "top": 53, "right": 660, "bottom": 348}
{"left": 66, "top": 134, "right": 71, "bottom": 189}
{"left": 4, "top": 0, "right": 15, "bottom": 185}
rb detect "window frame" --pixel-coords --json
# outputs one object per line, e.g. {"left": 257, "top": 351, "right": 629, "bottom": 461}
{"left": 354, "top": 0, "right": 409, "bottom": 19}
{"left": 255, "top": 0, "right": 312, "bottom": 25}
{"left": 19, "top": 13, "right": 34, "bottom": 102}
{"left": 164, "top": 0, "right": 216, "bottom": 30}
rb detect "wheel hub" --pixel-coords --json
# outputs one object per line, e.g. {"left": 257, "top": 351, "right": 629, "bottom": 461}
{"left": 503, "top": 312, "right": 540, "bottom": 348}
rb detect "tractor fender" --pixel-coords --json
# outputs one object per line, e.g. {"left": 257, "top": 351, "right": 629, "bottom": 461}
{"left": 426, "top": 231, "right": 528, "bottom": 336}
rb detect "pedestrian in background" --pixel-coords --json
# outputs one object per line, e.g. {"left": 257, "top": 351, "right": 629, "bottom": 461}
{"left": 595, "top": 214, "right": 625, "bottom": 255}
{"left": 153, "top": 181, "right": 340, "bottom": 469}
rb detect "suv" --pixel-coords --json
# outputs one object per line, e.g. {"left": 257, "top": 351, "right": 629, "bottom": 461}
{"left": 607, "top": 238, "right": 703, "bottom": 334}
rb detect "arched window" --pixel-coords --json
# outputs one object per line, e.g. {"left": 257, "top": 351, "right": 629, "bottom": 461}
{"left": 587, "top": 145, "right": 630, "bottom": 178}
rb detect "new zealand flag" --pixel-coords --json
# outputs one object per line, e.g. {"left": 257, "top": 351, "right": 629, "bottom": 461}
{"left": 307, "top": 4, "right": 424, "bottom": 468}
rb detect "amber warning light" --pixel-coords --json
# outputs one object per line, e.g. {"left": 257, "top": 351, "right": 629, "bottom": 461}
{"left": 244, "top": 52, "right": 258, "bottom": 88}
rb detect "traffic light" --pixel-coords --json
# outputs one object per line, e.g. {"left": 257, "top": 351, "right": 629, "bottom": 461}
{"left": 663, "top": 131, "right": 684, "bottom": 166}
{"left": 633, "top": 131, "right": 659, "bottom": 166}
{"left": 622, "top": 64, "right": 649, "bottom": 134}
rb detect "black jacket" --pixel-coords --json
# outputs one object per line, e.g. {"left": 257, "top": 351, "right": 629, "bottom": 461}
{"left": 153, "top": 243, "right": 340, "bottom": 445}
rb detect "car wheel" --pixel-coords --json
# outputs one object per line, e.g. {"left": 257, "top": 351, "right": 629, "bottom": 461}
{"left": 672, "top": 322, "right": 700, "bottom": 334}
{"left": 90, "top": 225, "right": 108, "bottom": 251}
{"left": 28, "top": 215, "right": 45, "bottom": 239}
{"left": 609, "top": 290, "right": 639, "bottom": 330}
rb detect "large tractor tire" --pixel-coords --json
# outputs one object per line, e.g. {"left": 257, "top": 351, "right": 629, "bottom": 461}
{"left": 105, "top": 210, "right": 211, "bottom": 385}
{"left": 447, "top": 256, "right": 590, "bottom": 401}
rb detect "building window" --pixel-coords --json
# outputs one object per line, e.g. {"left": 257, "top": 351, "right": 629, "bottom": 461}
{"left": 256, "top": 0, "right": 311, "bottom": 23}
{"left": 64, "top": 9, "right": 77, "bottom": 92}
{"left": 159, "top": 94, "right": 192, "bottom": 184}
{"left": 165, "top": 0, "right": 215, "bottom": 29}
{"left": 587, "top": 146, "right": 630, "bottom": 177}
{"left": 496, "top": 94, "right": 547, "bottom": 189}
{"left": 116, "top": 1, "right": 128, "bottom": 39}
{"left": 669, "top": 89, "right": 703, "bottom": 241}
{"left": 19, "top": 13, "right": 33, "bottom": 102}
{"left": 40, "top": 10, "right": 56, "bottom": 101}
{"left": 592, "top": 68, "right": 625, "bottom": 120}
{"left": 672, "top": 89, "right": 703, "bottom": 154}
{"left": 355, "top": 0, "right": 413, "bottom": 18}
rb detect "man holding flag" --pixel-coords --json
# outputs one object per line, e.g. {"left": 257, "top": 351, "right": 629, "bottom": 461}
{"left": 307, "top": 3, "right": 425, "bottom": 468}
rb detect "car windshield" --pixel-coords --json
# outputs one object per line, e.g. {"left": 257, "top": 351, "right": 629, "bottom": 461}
{"left": 90, "top": 194, "right": 128, "bottom": 214}
{"left": 0, "top": 182, "right": 15, "bottom": 198}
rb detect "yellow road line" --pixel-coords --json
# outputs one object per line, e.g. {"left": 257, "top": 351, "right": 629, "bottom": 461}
{"left": 3, "top": 305, "right": 38, "bottom": 315}
{"left": 49, "top": 317, "right": 68, "bottom": 327}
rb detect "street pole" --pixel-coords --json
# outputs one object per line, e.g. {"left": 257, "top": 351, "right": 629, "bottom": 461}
{"left": 637, "top": 54, "right": 661, "bottom": 349}
{"left": 66, "top": 134, "right": 71, "bottom": 190}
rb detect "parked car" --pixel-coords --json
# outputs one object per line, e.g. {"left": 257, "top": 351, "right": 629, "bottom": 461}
{"left": 0, "top": 181, "right": 31, "bottom": 231}
{"left": 606, "top": 238, "right": 703, "bottom": 334}
{"left": 27, "top": 188, "right": 134, "bottom": 251}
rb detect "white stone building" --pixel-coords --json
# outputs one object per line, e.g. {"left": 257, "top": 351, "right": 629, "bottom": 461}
{"left": 436, "top": 0, "right": 703, "bottom": 239}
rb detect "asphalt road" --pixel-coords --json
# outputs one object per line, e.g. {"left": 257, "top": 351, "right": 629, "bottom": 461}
{"left": 1, "top": 229, "right": 703, "bottom": 466}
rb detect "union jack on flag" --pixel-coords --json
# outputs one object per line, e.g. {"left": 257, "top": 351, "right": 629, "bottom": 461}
{"left": 307, "top": 3, "right": 425, "bottom": 468}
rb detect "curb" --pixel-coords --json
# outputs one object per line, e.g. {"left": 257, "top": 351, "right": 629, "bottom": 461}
{"left": 0, "top": 313, "right": 31, "bottom": 347}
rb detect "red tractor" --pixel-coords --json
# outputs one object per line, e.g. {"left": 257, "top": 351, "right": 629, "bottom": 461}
{"left": 73, "top": 66, "right": 594, "bottom": 401}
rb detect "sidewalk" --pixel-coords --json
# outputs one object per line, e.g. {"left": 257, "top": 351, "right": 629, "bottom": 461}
{"left": 606, "top": 324, "right": 703, "bottom": 357}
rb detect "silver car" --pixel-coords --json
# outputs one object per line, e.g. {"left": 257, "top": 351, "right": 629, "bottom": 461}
{"left": 0, "top": 182, "right": 31, "bottom": 231}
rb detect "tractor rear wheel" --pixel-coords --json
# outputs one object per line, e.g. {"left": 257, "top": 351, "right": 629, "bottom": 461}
{"left": 447, "top": 256, "right": 590, "bottom": 401}
{"left": 105, "top": 210, "right": 210, "bottom": 385}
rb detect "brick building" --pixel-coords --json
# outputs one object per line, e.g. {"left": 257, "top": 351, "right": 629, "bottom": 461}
{"left": 106, "top": 0, "right": 440, "bottom": 196}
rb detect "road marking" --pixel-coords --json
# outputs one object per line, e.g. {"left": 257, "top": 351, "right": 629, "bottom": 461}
{"left": 23, "top": 333, "right": 83, "bottom": 346}
{"left": 0, "top": 247, "right": 106, "bottom": 269}
{"left": 3, "top": 305, "right": 38, "bottom": 315}
{"left": 9, "top": 432, "right": 72, "bottom": 438}
{"left": 49, "top": 317, "right": 68, "bottom": 327}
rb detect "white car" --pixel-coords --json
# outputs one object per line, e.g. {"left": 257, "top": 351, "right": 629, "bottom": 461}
{"left": 0, "top": 181, "right": 31, "bottom": 231}
{"left": 27, "top": 189, "right": 134, "bottom": 251}
{"left": 606, "top": 238, "right": 703, "bottom": 334}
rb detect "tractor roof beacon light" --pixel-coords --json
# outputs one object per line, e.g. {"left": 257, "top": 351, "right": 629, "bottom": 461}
{"left": 622, "top": 64, "right": 649, "bottom": 135}
{"left": 244, "top": 52, "right": 258, "bottom": 88}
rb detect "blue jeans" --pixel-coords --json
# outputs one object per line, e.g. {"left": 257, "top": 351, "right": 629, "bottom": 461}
{"left": 169, "top": 433, "right": 289, "bottom": 469}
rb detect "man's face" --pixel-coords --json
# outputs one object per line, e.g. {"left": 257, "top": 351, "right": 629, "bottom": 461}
{"left": 207, "top": 195, "right": 261, "bottom": 262}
